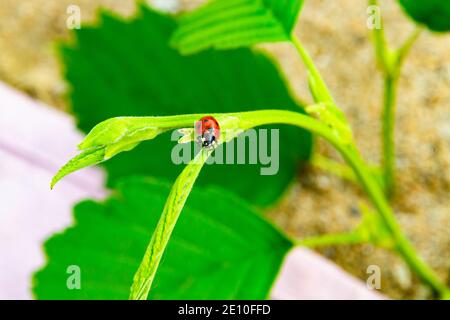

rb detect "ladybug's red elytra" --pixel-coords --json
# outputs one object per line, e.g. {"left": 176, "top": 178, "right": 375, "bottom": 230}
{"left": 195, "top": 116, "right": 220, "bottom": 148}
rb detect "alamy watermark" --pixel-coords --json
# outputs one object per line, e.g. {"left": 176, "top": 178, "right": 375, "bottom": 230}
{"left": 171, "top": 128, "right": 280, "bottom": 176}
{"left": 66, "top": 265, "right": 81, "bottom": 290}
{"left": 66, "top": 5, "right": 81, "bottom": 30}
{"left": 367, "top": 5, "right": 381, "bottom": 30}
{"left": 366, "top": 264, "right": 381, "bottom": 290}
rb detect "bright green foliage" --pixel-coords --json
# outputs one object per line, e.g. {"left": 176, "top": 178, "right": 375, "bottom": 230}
{"left": 50, "top": 147, "right": 106, "bottom": 189}
{"left": 398, "top": 0, "right": 450, "bottom": 32}
{"left": 51, "top": 115, "right": 200, "bottom": 188}
{"left": 172, "top": 0, "right": 304, "bottom": 54}
{"left": 34, "top": 178, "right": 293, "bottom": 299}
{"left": 51, "top": 113, "right": 246, "bottom": 189}
{"left": 62, "top": 6, "right": 312, "bottom": 207}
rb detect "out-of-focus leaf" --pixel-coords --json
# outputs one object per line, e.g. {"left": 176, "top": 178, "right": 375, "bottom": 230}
{"left": 171, "top": 0, "right": 305, "bottom": 54}
{"left": 398, "top": 0, "right": 450, "bottom": 32}
{"left": 62, "top": 6, "right": 312, "bottom": 207}
{"left": 33, "top": 177, "right": 292, "bottom": 299}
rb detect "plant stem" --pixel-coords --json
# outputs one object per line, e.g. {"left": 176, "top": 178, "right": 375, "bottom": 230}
{"left": 369, "top": 0, "right": 389, "bottom": 73}
{"left": 287, "top": 26, "right": 445, "bottom": 295}
{"left": 290, "top": 26, "right": 445, "bottom": 296}
{"left": 310, "top": 154, "right": 358, "bottom": 183}
{"left": 382, "top": 74, "right": 397, "bottom": 197}
{"left": 240, "top": 109, "right": 447, "bottom": 297}
{"left": 311, "top": 154, "right": 384, "bottom": 189}
{"left": 369, "top": 0, "right": 396, "bottom": 196}
{"left": 396, "top": 27, "right": 423, "bottom": 69}
{"left": 297, "top": 231, "right": 364, "bottom": 248}
{"left": 370, "top": 0, "right": 423, "bottom": 197}
{"left": 290, "top": 35, "right": 334, "bottom": 105}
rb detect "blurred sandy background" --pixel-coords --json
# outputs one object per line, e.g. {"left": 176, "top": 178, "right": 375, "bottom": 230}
{"left": 0, "top": 0, "right": 449, "bottom": 299}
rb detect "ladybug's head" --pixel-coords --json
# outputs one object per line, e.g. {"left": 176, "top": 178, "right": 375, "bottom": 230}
{"left": 195, "top": 116, "right": 220, "bottom": 148}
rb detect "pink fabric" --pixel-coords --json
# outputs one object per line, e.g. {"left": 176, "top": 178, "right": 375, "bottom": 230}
{"left": 0, "top": 83, "right": 106, "bottom": 299}
{"left": 271, "top": 248, "right": 385, "bottom": 299}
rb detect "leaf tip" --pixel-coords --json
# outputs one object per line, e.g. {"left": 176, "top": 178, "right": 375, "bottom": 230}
{"left": 49, "top": 147, "right": 106, "bottom": 190}
{"left": 50, "top": 172, "right": 63, "bottom": 190}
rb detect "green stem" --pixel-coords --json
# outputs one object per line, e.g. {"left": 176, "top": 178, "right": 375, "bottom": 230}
{"left": 369, "top": 0, "right": 390, "bottom": 73}
{"left": 310, "top": 154, "right": 358, "bottom": 183}
{"left": 288, "top": 25, "right": 444, "bottom": 295}
{"left": 396, "top": 27, "right": 423, "bottom": 70}
{"left": 382, "top": 75, "right": 397, "bottom": 197}
{"left": 289, "top": 27, "right": 445, "bottom": 295}
{"left": 291, "top": 35, "right": 335, "bottom": 105}
{"left": 241, "top": 109, "right": 447, "bottom": 297}
{"left": 311, "top": 154, "right": 384, "bottom": 189}
{"left": 370, "top": 0, "right": 422, "bottom": 197}
{"left": 297, "top": 231, "right": 364, "bottom": 248}
{"left": 371, "top": 3, "right": 397, "bottom": 196}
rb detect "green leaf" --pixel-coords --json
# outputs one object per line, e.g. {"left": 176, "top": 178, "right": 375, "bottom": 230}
{"left": 51, "top": 147, "right": 105, "bottom": 189}
{"left": 63, "top": 6, "right": 312, "bottom": 207}
{"left": 171, "top": 0, "right": 305, "bottom": 54}
{"left": 51, "top": 113, "right": 245, "bottom": 189}
{"left": 398, "top": 0, "right": 450, "bottom": 32}
{"left": 33, "top": 177, "right": 293, "bottom": 299}
{"left": 52, "top": 115, "right": 199, "bottom": 188}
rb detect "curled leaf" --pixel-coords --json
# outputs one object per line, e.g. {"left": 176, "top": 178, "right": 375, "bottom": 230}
{"left": 78, "top": 117, "right": 163, "bottom": 159}
{"left": 51, "top": 114, "right": 245, "bottom": 188}
{"left": 50, "top": 147, "right": 105, "bottom": 189}
{"left": 51, "top": 115, "right": 201, "bottom": 188}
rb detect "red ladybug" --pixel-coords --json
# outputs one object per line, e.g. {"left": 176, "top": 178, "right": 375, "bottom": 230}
{"left": 195, "top": 116, "right": 220, "bottom": 148}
